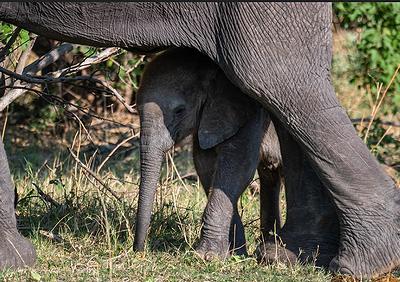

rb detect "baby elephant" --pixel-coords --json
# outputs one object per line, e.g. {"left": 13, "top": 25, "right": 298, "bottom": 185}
{"left": 133, "top": 47, "right": 282, "bottom": 259}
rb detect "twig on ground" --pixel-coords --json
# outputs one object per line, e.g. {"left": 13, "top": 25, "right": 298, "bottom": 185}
{"left": 180, "top": 172, "right": 198, "bottom": 181}
{"left": 39, "top": 230, "right": 64, "bottom": 243}
{"left": 68, "top": 147, "right": 122, "bottom": 202}
{"left": 32, "top": 182, "right": 61, "bottom": 208}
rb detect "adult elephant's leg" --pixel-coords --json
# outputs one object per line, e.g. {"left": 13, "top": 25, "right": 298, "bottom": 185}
{"left": 0, "top": 140, "right": 36, "bottom": 268}
{"left": 216, "top": 2, "right": 400, "bottom": 278}
{"left": 256, "top": 118, "right": 339, "bottom": 267}
{"left": 192, "top": 137, "right": 246, "bottom": 256}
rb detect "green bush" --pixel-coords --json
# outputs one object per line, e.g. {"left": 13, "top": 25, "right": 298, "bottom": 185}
{"left": 333, "top": 2, "right": 400, "bottom": 115}
{"left": 0, "top": 23, "right": 31, "bottom": 50}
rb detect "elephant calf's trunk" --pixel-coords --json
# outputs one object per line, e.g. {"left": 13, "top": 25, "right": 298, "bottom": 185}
{"left": 134, "top": 146, "right": 164, "bottom": 251}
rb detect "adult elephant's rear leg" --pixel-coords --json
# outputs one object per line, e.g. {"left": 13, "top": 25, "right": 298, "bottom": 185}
{"left": 216, "top": 3, "right": 400, "bottom": 277}
{"left": 238, "top": 70, "right": 400, "bottom": 277}
{"left": 262, "top": 80, "right": 400, "bottom": 277}
{"left": 0, "top": 139, "right": 36, "bottom": 268}
{"left": 257, "top": 118, "right": 284, "bottom": 241}
{"left": 256, "top": 119, "right": 339, "bottom": 267}
{"left": 233, "top": 66, "right": 400, "bottom": 278}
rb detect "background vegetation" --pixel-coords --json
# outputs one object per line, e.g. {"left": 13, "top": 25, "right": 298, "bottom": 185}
{"left": 0, "top": 3, "right": 399, "bottom": 281}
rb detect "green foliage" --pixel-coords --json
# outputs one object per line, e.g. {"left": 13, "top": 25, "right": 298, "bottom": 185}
{"left": 333, "top": 3, "right": 400, "bottom": 115}
{"left": 0, "top": 22, "right": 31, "bottom": 50}
{"left": 0, "top": 23, "right": 14, "bottom": 41}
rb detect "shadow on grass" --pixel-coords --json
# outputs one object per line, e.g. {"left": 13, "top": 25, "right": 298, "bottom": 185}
{"left": 17, "top": 193, "right": 200, "bottom": 254}
{"left": 147, "top": 202, "right": 200, "bottom": 253}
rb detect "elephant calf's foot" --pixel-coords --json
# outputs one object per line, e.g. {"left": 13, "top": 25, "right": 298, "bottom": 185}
{"left": 195, "top": 236, "right": 231, "bottom": 261}
{"left": 329, "top": 209, "right": 400, "bottom": 279}
{"left": 0, "top": 231, "right": 36, "bottom": 269}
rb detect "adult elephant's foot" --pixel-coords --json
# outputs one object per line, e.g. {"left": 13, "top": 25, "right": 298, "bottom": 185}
{"left": 195, "top": 236, "right": 230, "bottom": 261}
{"left": 329, "top": 200, "right": 400, "bottom": 279}
{"left": 0, "top": 231, "right": 36, "bottom": 269}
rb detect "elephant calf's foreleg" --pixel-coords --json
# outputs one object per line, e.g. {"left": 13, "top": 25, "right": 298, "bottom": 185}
{"left": 196, "top": 111, "right": 265, "bottom": 260}
{"left": 193, "top": 139, "right": 246, "bottom": 256}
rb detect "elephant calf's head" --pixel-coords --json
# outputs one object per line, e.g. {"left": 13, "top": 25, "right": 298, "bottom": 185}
{"left": 136, "top": 47, "right": 257, "bottom": 151}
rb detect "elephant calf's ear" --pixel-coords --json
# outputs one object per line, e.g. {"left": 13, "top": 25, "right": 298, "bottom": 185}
{"left": 198, "top": 72, "right": 257, "bottom": 150}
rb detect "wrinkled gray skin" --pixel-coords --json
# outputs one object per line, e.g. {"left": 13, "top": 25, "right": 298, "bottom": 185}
{"left": 0, "top": 3, "right": 399, "bottom": 278}
{"left": 0, "top": 142, "right": 36, "bottom": 268}
{"left": 135, "top": 48, "right": 283, "bottom": 258}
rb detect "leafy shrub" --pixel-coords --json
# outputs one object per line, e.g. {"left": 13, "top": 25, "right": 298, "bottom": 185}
{"left": 333, "top": 3, "right": 400, "bottom": 115}
{"left": 0, "top": 22, "right": 31, "bottom": 49}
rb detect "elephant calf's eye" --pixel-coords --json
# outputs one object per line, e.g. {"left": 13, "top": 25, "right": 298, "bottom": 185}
{"left": 174, "top": 106, "right": 186, "bottom": 118}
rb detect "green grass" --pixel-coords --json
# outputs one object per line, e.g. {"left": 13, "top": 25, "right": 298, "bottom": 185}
{"left": 0, "top": 144, "right": 339, "bottom": 282}
{"left": 2, "top": 142, "right": 398, "bottom": 282}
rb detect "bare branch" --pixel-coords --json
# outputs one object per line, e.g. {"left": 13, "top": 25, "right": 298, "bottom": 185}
{"left": 0, "top": 43, "right": 74, "bottom": 111}
{"left": 0, "top": 82, "right": 33, "bottom": 111}
{"left": 5, "top": 85, "right": 136, "bottom": 128}
{"left": 0, "top": 34, "right": 38, "bottom": 112}
{"left": 0, "top": 42, "right": 136, "bottom": 114}
{"left": 15, "top": 34, "right": 37, "bottom": 75}
{"left": 23, "top": 43, "right": 73, "bottom": 75}
{"left": 95, "top": 79, "right": 136, "bottom": 114}
{"left": 48, "top": 47, "right": 122, "bottom": 78}
{"left": 68, "top": 147, "right": 122, "bottom": 202}
{"left": 0, "top": 66, "right": 137, "bottom": 113}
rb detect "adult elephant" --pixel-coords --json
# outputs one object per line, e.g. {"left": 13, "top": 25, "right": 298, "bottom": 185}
{"left": 0, "top": 2, "right": 399, "bottom": 279}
